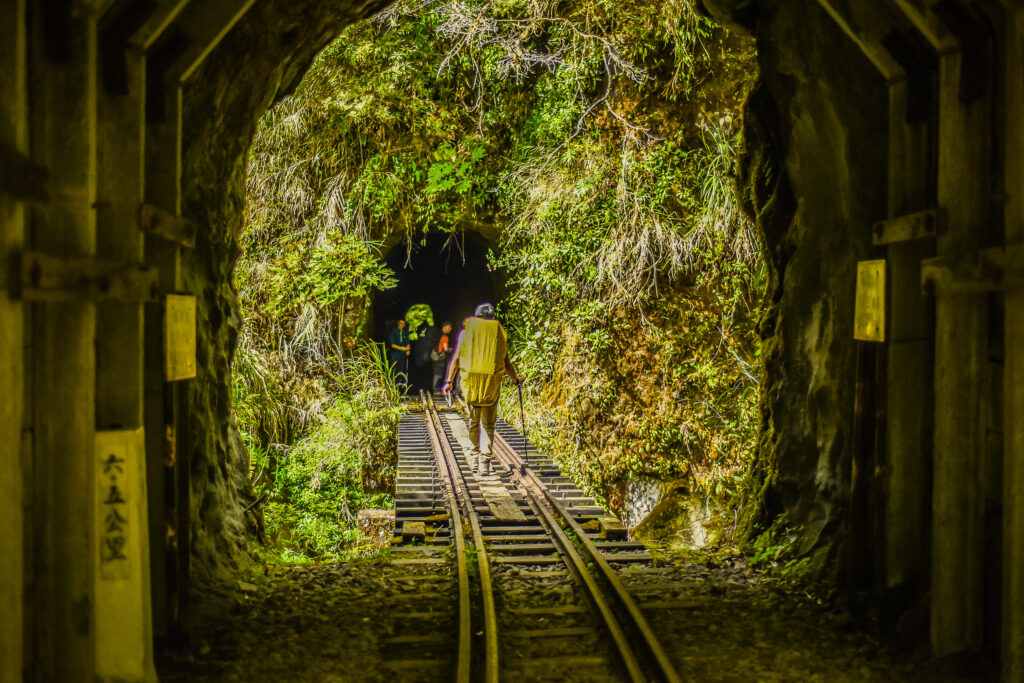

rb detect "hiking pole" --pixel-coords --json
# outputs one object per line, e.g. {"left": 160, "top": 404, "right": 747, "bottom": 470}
{"left": 517, "top": 381, "right": 529, "bottom": 474}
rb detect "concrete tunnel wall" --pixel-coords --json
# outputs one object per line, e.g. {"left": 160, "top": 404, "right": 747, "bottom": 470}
{"left": 2, "top": 0, "right": 1024, "bottom": 680}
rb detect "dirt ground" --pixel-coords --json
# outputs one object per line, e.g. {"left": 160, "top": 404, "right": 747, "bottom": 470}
{"left": 158, "top": 549, "right": 990, "bottom": 682}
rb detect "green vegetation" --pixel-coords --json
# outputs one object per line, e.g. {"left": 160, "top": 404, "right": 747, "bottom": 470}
{"left": 233, "top": 0, "right": 764, "bottom": 560}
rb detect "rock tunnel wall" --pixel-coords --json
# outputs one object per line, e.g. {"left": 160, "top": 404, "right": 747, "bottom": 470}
{"left": 708, "top": 0, "right": 889, "bottom": 578}
{"left": 179, "top": 0, "right": 388, "bottom": 585}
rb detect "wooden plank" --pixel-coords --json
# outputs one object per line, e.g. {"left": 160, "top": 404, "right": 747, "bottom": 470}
{"left": 28, "top": 6, "right": 98, "bottom": 677}
{"left": 493, "top": 556, "right": 561, "bottom": 564}
{"left": 0, "top": 142, "right": 47, "bottom": 203}
{"left": 508, "top": 605, "right": 585, "bottom": 615}
{"left": 599, "top": 552, "right": 652, "bottom": 563}
{"left": 163, "top": 294, "right": 195, "bottom": 381}
{"left": 487, "top": 497, "right": 527, "bottom": 521}
{"left": 598, "top": 516, "right": 627, "bottom": 540}
{"left": 931, "top": 45, "right": 991, "bottom": 658}
{"left": 505, "top": 627, "right": 592, "bottom": 639}
{"left": 127, "top": 0, "right": 190, "bottom": 51}
{"left": 390, "top": 557, "right": 446, "bottom": 566}
{"left": 161, "top": 0, "right": 258, "bottom": 84}
{"left": 506, "top": 570, "right": 569, "bottom": 578}
{"left": 1003, "top": 9, "right": 1024, "bottom": 681}
{"left": 139, "top": 203, "right": 195, "bottom": 247}
{"left": 383, "top": 659, "right": 448, "bottom": 670}
{"left": 381, "top": 634, "right": 447, "bottom": 645}
{"left": 518, "top": 656, "right": 607, "bottom": 668}
{"left": 638, "top": 600, "right": 704, "bottom": 610}
{"left": 817, "top": 0, "right": 907, "bottom": 81}
{"left": 883, "top": 79, "right": 934, "bottom": 595}
{"left": 400, "top": 521, "right": 426, "bottom": 543}
{"left": 483, "top": 534, "right": 551, "bottom": 542}
{"left": 873, "top": 208, "right": 942, "bottom": 245}
{"left": 0, "top": 2, "right": 28, "bottom": 680}
{"left": 17, "top": 250, "right": 158, "bottom": 302}
{"left": 889, "top": 0, "right": 959, "bottom": 51}
{"left": 489, "top": 543, "right": 557, "bottom": 553}
{"left": 93, "top": 33, "right": 156, "bottom": 680}
{"left": 854, "top": 260, "right": 886, "bottom": 342}
{"left": 921, "top": 244, "right": 1024, "bottom": 294}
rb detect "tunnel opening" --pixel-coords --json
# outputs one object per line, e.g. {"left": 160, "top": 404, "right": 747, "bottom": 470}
{"left": 373, "top": 232, "right": 499, "bottom": 391}
{"left": 202, "top": 0, "right": 766, "bottom": 608}
{"left": 7, "top": 0, "right": 1024, "bottom": 679}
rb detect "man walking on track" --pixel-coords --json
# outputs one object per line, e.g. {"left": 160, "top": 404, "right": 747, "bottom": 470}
{"left": 442, "top": 303, "right": 522, "bottom": 477}
{"left": 387, "top": 319, "right": 411, "bottom": 387}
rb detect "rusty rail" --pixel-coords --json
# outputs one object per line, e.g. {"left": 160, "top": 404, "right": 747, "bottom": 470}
{"left": 420, "top": 394, "right": 473, "bottom": 682}
{"left": 493, "top": 433, "right": 683, "bottom": 683}
{"left": 421, "top": 393, "right": 499, "bottom": 682}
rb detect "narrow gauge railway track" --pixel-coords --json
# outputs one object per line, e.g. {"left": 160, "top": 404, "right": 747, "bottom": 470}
{"left": 388, "top": 395, "right": 681, "bottom": 682}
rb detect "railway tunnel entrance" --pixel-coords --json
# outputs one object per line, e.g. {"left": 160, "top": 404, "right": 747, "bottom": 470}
{"left": 373, "top": 233, "right": 500, "bottom": 392}
{"left": 3, "top": 0, "right": 1024, "bottom": 681}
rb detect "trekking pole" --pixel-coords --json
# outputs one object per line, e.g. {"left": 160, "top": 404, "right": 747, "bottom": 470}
{"left": 517, "top": 381, "right": 529, "bottom": 474}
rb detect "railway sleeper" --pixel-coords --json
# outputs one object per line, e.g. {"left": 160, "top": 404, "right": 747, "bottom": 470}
{"left": 488, "top": 543, "right": 559, "bottom": 554}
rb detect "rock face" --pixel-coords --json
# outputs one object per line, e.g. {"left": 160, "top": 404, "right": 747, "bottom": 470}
{"left": 707, "top": 0, "right": 889, "bottom": 579}
{"left": 179, "top": 0, "right": 389, "bottom": 587}
{"left": 631, "top": 482, "right": 720, "bottom": 547}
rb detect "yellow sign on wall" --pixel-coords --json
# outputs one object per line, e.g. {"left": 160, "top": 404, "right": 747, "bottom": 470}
{"left": 165, "top": 294, "right": 196, "bottom": 381}
{"left": 854, "top": 259, "right": 886, "bottom": 342}
{"left": 94, "top": 427, "right": 156, "bottom": 680}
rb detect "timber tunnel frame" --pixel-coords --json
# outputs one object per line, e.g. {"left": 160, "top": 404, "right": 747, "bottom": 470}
{"left": 1, "top": 0, "right": 1024, "bottom": 681}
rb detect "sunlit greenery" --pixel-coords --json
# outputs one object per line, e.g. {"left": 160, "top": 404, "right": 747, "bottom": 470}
{"left": 234, "top": 0, "right": 763, "bottom": 557}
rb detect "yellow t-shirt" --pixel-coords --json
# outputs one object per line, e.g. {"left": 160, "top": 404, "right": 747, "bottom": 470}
{"left": 454, "top": 318, "right": 507, "bottom": 406}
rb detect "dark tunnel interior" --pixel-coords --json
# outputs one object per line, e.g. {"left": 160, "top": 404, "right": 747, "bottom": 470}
{"left": 373, "top": 232, "right": 498, "bottom": 390}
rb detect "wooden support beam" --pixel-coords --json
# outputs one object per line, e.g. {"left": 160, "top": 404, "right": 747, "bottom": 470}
{"left": 921, "top": 244, "right": 1024, "bottom": 294}
{"left": 1002, "top": 8, "right": 1024, "bottom": 681}
{"left": 127, "top": 0, "right": 191, "bottom": 51}
{"left": 598, "top": 517, "right": 628, "bottom": 540}
{"left": 931, "top": 36, "right": 992, "bottom": 659}
{"left": 401, "top": 521, "right": 426, "bottom": 544}
{"left": 29, "top": 6, "right": 99, "bottom": 677}
{"left": 874, "top": 208, "right": 943, "bottom": 245}
{"left": 143, "top": 60, "right": 186, "bottom": 641}
{"left": 144, "top": 29, "right": 189, "bottom": 124}
{"left": 161, "top": 0, "right": 257, "bottom": 85}
{"left": 98, "top": 0, "right": 156, "bottom": 95}
{"left": 817, "top": 0, "right": 907, "bottom": 81}
{"left": 0, "top": 1, "right": 28, "bottom": 679}
{"left": 139, "top": 203, "right": 195, "bottom": 247}
{"left": 0, "top": 142, "right": 48, "bottom": 204}
{"left": 890, "top": 0, "right": 960, "bottom": 51}
{"left": 931, "top": 1, "right": 995, "bottom": 102}
{"left": 16, "top": 251, "right": 159, "bottom": 302}
{"left": 880, "top": 27, "right": 938, "bottom": 125}
{"left": 94, "top": 33, "right": 157, "bottom": 680}
{"left": 883, "top": 76, "right": 936, "bottom": 609}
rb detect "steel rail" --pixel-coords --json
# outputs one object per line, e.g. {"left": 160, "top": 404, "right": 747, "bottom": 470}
{"left": 423, "top": 395, "right": 500, "bottom": 683}
{"left": 420, "top": 395, "right": 472, "bottom": 683}
{"left": 493, "top": 433, "right": 683, "bottom": 683}
{"left": 511, "top": 463, "right": 648, "bottom": 682}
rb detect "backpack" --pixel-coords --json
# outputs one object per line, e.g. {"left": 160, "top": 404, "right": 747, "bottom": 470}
{"left": 416, "top": 326, "right": 440, "bottom": 367}
{"left": 430, "top": 334, "right": 449, "bottom": 362}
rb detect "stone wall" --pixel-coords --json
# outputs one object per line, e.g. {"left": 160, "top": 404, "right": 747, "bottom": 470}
{"left": 708, "top": 0, "right": 889, "bottom": 579}
{"left": 179, "top": 0, "right": 389, "bottom": 586}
